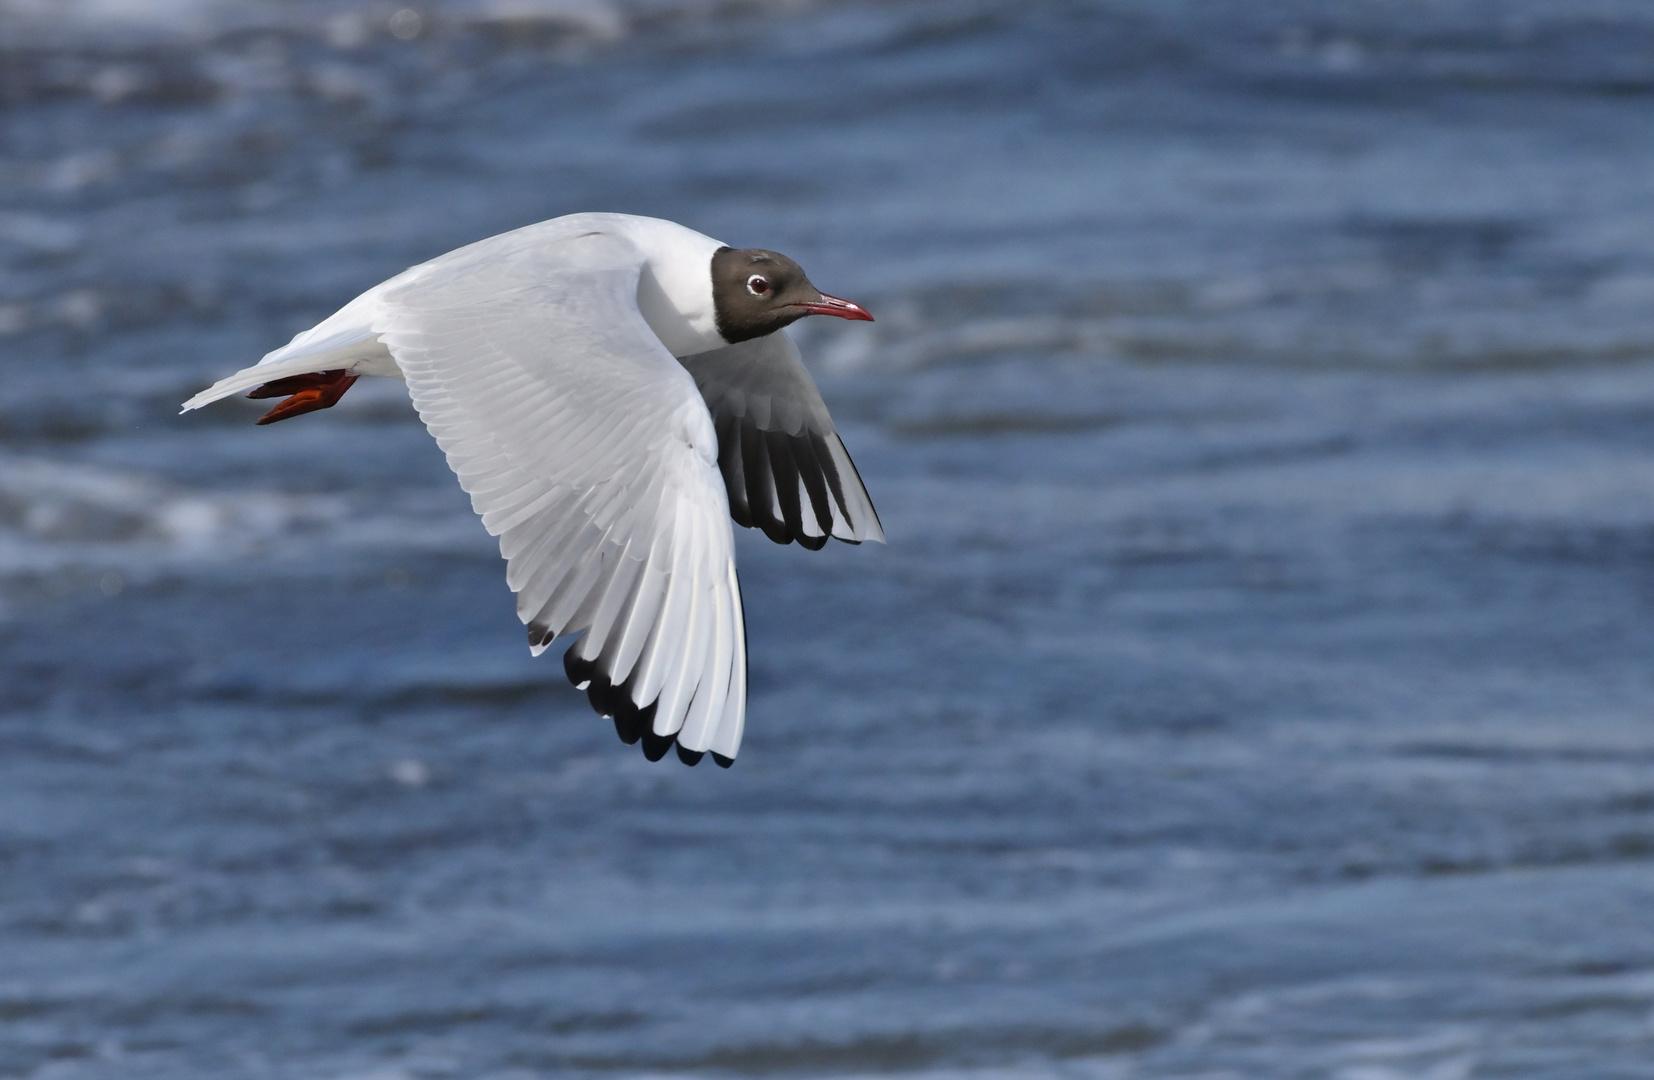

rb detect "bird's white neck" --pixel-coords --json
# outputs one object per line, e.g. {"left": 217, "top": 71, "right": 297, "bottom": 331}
{"left": 598, "top": 215, "right": 729, "bottom": 358}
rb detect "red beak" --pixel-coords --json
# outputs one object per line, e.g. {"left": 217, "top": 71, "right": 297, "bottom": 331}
{"left": 798, "top": 292, "right": 874, "bottom": 322}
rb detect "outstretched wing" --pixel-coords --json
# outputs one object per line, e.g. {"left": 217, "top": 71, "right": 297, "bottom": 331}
{"left": 679, "top": 332, "right": 884, "bottom": 550}
{"left": 377, "top": 228, "right": 746, "bottom": 766}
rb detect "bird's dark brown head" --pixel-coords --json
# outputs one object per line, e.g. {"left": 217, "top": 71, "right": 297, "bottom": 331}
{"left": 710, "top": 246, "right": 873, "bottom": 344}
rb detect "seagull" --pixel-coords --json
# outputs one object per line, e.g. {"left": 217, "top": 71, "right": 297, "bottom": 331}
{"left": 182, "top": 213, "right": 883, "bottom": 768}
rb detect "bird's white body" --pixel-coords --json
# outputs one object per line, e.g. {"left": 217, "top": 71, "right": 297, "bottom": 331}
{"left": 184, "top": 214, "right": 729, "bottom": 396}
{"left": 183, "top": 213, "right": 880, "bottom": 766}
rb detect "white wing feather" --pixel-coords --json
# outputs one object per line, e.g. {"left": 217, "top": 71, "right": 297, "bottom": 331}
{"left": 372, "top": 227, "right": 746, "bottom": 758}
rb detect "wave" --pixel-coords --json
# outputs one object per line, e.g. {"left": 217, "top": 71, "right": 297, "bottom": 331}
{"left": 0, "top": 455, "right": 485, "bottom": 586}
{"left": 0, "top": 455, "right": 344, "bottom": 574}
{"left": 0, "top": 0, "right": 788, "bottom": 48}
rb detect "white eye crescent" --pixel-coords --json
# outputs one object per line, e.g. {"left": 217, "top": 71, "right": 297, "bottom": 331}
{"left": 746, "top": 275, "right": 772, "bottom": 297}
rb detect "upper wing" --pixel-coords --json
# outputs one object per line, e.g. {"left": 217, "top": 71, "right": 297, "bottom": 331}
{"left": 376, "top": 228, "right": 746, "bottom": 765}
{"left": 678, "top": 332, "right": 884, "bottom": 550}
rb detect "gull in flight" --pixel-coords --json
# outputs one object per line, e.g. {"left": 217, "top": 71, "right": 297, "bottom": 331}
{"left": 183, "top": 213, "right": 883, "bottom": 767}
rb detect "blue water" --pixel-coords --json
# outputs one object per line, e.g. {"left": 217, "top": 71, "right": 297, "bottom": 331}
{"left": 4, "top": 1, "right": 1654, "bottom": 1076}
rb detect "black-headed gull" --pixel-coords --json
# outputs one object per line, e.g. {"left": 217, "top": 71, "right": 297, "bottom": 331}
{"left": 183, "top": 213, "right": 883, "bottom": 767}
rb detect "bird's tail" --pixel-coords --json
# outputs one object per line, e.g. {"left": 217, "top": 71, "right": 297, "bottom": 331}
{"left": 181, "top": 292, "right": 389, "bottom": 413}
{"left": 180, "top": 352, "right": 363, "bottom": 413}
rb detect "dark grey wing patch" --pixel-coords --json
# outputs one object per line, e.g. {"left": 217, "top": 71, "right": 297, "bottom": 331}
{"left": 678, "top": 332, "right": 883, "bottom": 549}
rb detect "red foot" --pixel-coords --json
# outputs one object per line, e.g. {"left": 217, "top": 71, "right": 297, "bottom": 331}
{"left": 248, "top": 369, "right": 359, "bottom": 425}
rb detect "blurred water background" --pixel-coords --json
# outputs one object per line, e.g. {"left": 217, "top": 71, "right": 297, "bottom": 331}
{"left": 4, "top": 0, "right": 1654, "bottom": 1076}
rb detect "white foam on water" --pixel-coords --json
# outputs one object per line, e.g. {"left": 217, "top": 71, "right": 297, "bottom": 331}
{"left": 0, "top": 455, "right": 350, "bottom": 577}
{"left": 0, "top": 0, "right": 227, "bottom": 41}
{"left": 0, "top": 0, "right": 712, "bottom": 46}
{"left": 0, "top": 453, "right": 506, "bottom": 602}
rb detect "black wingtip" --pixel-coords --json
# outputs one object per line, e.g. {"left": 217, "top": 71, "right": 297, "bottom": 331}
{"left": 563, "top": 646, "right": 596, "bottom": 686}
{"left": 641, "top": 729, "right": 674, "bottom": 762}
{"left": 601, "top": 682, "right": 654, "bottom": 746}
{"left": 712, "top": 752, "right": 735, "bottom": 769}
{"left": 562, "top": 643, "right": 727, "bottom": 767}
{"left": 585, "top": 678, "right": 616, "bottom": 715}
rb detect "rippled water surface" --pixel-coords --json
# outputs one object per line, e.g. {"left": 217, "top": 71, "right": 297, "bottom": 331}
{"left": 5, "top": 1, "right": 1654, "bottom": 1077}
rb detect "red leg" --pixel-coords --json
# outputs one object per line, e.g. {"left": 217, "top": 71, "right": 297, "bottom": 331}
{"left": 248, "top": 369, "right": 360, "bottom": 425}
{"left": 246, "top": 370, "right": 349, "bottom": 399}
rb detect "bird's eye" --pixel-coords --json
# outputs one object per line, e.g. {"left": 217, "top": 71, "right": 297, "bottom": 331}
{"left": 747, "top": 275, "right": 771, "bottom": 297}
